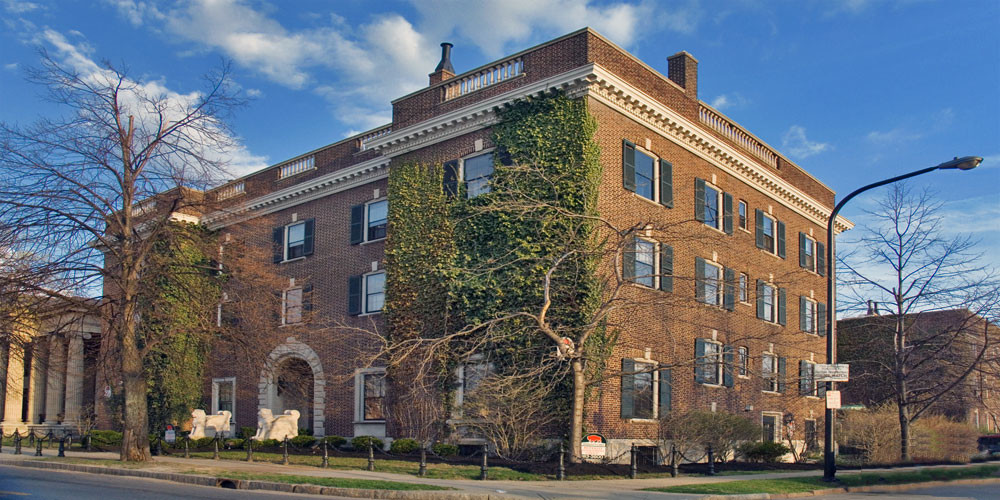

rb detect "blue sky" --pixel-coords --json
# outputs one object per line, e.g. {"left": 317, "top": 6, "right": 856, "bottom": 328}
{"left": 2, "top": 0, "right": 998, "bottom": 288}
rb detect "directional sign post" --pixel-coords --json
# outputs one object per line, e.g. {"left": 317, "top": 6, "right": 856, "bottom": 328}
{"left": 814, "top": 364, "right": 849, "bottom": 382}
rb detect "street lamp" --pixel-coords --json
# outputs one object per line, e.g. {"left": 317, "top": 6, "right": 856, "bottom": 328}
{"left": 822, "top": 156, "right": 982, "bottom": 482}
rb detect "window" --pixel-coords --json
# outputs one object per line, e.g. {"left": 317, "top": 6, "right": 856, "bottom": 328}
{"left": 762, "top": 413, "right": 779, "bottom": 442}
{"left": 799, "top": 360, "right": 819, "bottom": 397}
{"left": 454, "top": 355, "right": 494, "bottom": 418}
{"left": 762, "top": 352, "right": 785, "bottom": 393}
{"left": 800, "top": 297, "right": 827, "bottom": 336}
{"left": 273, "top": 219, "right": 315, "bottom": 262}
{"left": 464, "top": 152, "right": 494, "bottom": 198}
{"left": 695, "top": 178, "right": 733, "bottom": 233}
{"left": 756, "top": 280, "right": 786, "bottom": 325}
{"left": 739, "top": 273, "right": 748, "bottom": 303}
{"left": 621, "top": 359, "right": 671, "bottom": 419}
{"left": 738, "top": 346, "right": 749, "bottom": 377}
{"left": 212, "top": 377, "right": 236, "bottom": 426}
{"left": 696, "top": 258, "right": 722, "bottom": 306}
{"left": 282, "top": 287, "right": 303, "bottom": 325}
{"left": 361, "top": 372, "right": 385, "bottom": 421}
{"left": 805, "top": 420, "right": 818, "bottom": 451}
{"left": 622, "top": 140, "right": 673, "bottom": 207}
{"left": 755, "top": 210, "right": 786, "bottom": 257}
{"left": 704, "top": 184, "right": 720, "bottom": 229}
{"left": 799, "top": 233, "right": 826, "bottom": 275}
{"left": 738, "top": 200, "right": 748, "bottom": 230}
{"left": 367, "top": 200, "right": 387, "bottom": 241}
{"left": 697, "top": 340, "right": 722, "bottom": 385}
{"left": 365, "top": 272, "right": 385, "bottom": 314}
{"left": 623, "top": 238, "right": 673, "bottom": 292}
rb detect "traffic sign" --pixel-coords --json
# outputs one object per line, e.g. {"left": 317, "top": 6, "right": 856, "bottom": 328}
{"left": 814, "top": 364, "right": 849, "bottom": 382}
{"left": 826, "top": 390, "right": 842, "bottom": 409}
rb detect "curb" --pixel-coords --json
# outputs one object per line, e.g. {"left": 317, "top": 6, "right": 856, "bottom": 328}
{"left": 9, "top": 460, "right": 528, "bottom": 500}
{"left": 699, "top": 477, "right": 1000, "bottom": 499}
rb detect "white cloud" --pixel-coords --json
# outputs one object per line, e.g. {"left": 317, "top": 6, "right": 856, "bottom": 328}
{"left": 866, "top": 108, "right": 953, "bottom": 145}
{"left": 781, "top": 125, "right": 831, "bottom": 159}
{"left": 2, "top": 0, "right": 42, "bottom": 14}
{"left": 103, "top": 0, "right": 164, "bottom": 27}
{"left": 3, "top": 62, "right": 17, "bottom": 71}
{"left": 709, "top": 92, "right": 749, "bottom": 111}
{"left": 866, "top": 128, "right": 923, "bottom": 145}
{"left": 245, "top": 88, "right": 262, "bottom": 98}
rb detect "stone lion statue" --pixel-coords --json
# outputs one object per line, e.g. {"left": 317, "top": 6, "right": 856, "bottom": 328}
{"left": 190, "top": 409, "right": 232, "bottom": 439}
{"left": 252, "top": 408, "right": 300, "bottom": 441}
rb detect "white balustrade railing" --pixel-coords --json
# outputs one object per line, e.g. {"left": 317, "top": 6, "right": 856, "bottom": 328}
{"left": 358, "top": 125, "right": 392, "bottom": 151}
{"left": 278, "top": 155, "right": 315, "bottom": 179}
{"left": 699, "top": 106, "right": 778, "bottom": 169}
{"left": 216, "top": 181, "right": 245, "bottom": 201}
{"left": 443, "top": 57, "right": 524, "bottom": 101}
{"left": 130, "top": 199, "right": 156, "bottom": 217}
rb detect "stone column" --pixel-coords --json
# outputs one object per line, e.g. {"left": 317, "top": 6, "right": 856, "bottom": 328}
{"left": 63, "top": 335, "right": 85, "bottom": 424}
{"left": 27, "top": 337, "right": 47, "bottom": 424}
{"left": 44, "top": 337, "right": 66, "bottom": 425}
{"left": 2, "top": 341, "right": 26, "bottom": 428}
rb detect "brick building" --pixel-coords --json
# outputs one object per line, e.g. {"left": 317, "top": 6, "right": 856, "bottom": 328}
{"left": 98, "top": 28, "right": 852, "bottom": 459}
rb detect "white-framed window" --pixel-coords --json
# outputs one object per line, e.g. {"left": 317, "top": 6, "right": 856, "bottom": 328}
{"left": 739, "top": 273, "right": 749, "bottom": 303}
{"left": 799, "top": 359, "right": 819, "bottom": 397}
{"left": 354, "top": 368, "right": 386, "bottom": 422}
{"left": 802, "top": 298, "right": 817, "bottom": 334}
{"left": 703, "top": 183, "right": 722, "bottom": 230}
{"left": 211, "top": 377, "right": 236, "bottom": 424}
{"left": 761, "top": 213, "right": 775, "bottom": 253}
{"left": 697, "top": 258, "right": 723, "bottom": 306}
{"left": 738, "top": 200, "right": 748, "bottom": 230}
{"left": 285, "top": 221, "right": 307, "bottom": 260}
{"left": 627, "top": 237, "right": 656, "bottom": 288}
{"left": 738, "top": 346, "right": 749, "bottom": 378}
{"left": 620, "top": 358, "right": 671, "bottom": 420}
{"left": 802, "top": 236, "right": 815, "bottom": 270}
{"left": 762, "top": 412, "right": 782, "bottom": 442}
{"left": 364, "top": 271, "right": 385, "bottom": 314}
{"left": 282, "top": 287, "right": 303, "bottom": 325}
{"left": 622, "top": 140, "right": 673, "bottom": 207}
{"left": 697, "top": 340, "right": 723, "bottom": 385}
{"left": 762, "top": 283, "right": 776, "bottom": 322}
{"left": 762, "top": 352, "right": 781, "bottom": 393}
{"left": 463, "top": 151, "right": 494, "bottom": 198}
{"left": 366, "top": 199, "right": 387, "bottom": 242}
{"left": 454, "top": 354, "right": 494, "bottom": 418}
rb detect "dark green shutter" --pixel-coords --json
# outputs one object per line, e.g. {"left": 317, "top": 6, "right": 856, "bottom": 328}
{"left": 817, "top": 242, "right": 826, "bottom": 277}
{"left": 723, "top": 346, "right": 734, "bottom": 388}
{"left": 800, "top": 296, "right": 808, "bottom": 332}
{"left": 799, "top": 233, "right": 808, "bottom": 268}
{"left": 302, "top": 284, "right": 313, "bottom": 313}
{"left": 694, "top": 178, "right": 706, "bottom": 222}
{"left": 348, "top": 275, "right": 362, "bottom": 315}
{"left": 799, "top": 360, "right": 810, "bottom": 395}
{"left": 694, "top": 256, "right": 706, "bottom": 302}
{"left": 303, "top": 219, "right": 315, "bottom": 256}
{"left": 723, "top": 192, "right": 734, "bottom": 235}
{"left": 756, "top": 280, "right": 765, "bottom": 319}
{"left": 443, "top": 160, "right": 459, "bottom": 197}
{"left": 622, "top": 141, "right": 636, "bottom": 192}
{"left": 273, "top": 226, "right": 284, "bottom": 263}
{"left": 659, "top": 160, "right": 673, "bottom": 208}
{"left": 621, "top": 358, "right": 635, "bottom": 419}
{"left": 777, "top": 221, "right": 786, "bottom": 258}
{"left": 694, "top": 338, "right": 707, "bottom": 383}
{"left": 818, "top": 379, "right": 827, "bottom": 397}
{"left": 755, "top": 209, "right": 765, "bottom": 249}
{"left": 623, "top": 239, "right": 636, "bottom": 282}
{"left": 778, "top": 287, "right": 787, "bottom": 326}
{"left": 350, "top": 205, "right": 364, "bottom": 244}
{"left": 659, "top": 244, "right": 673, "bottom": 292}
{"left": 817, "top": 302, "right": 827, "bottom": 337}
{"left": 777, "top": 357, "right": 787, "bottom": 393}
{"left": 658, "top": 368, "right": 672, "bottom": 415}
{"left": 723, "top": 267, "right": 735, "bottom": 311}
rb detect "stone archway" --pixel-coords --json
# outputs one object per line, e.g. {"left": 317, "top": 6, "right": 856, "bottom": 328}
{"left": 259, "top": 338, "right": 325, "bottom": 437}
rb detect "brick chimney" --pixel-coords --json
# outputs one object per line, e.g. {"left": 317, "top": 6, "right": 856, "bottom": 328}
{"left": 429, "top": 42, "right": 456, "bottom": 85}
{"left": 667, "top": 51, "right": 698, "bottom": 101}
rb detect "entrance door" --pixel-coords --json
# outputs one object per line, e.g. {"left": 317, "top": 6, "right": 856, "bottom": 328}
{"left": 275, "top": 358, "right": 314, "bottom": 433}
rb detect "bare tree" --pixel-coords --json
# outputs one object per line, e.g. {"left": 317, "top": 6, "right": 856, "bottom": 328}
{"left": 839, "top": 183, "right": 999, "bottom": 461}
{"left": 0, "top": 52, "right": 246, "bottom": 461}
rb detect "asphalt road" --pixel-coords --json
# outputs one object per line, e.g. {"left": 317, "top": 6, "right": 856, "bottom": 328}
{"left": 0, "top": 465, "right": 352, "bottom": 500}
{"left": 811, "top": 483, "right": 1000, "bottom": 500}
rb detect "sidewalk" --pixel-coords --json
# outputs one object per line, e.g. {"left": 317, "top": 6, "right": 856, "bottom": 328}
{"left": 0, "top": 448, "right": 996, "bottom": 499}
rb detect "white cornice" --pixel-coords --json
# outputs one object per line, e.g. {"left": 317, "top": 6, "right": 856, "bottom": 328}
{"left": 201, "top": 156, "right": 390, "bottom": 229}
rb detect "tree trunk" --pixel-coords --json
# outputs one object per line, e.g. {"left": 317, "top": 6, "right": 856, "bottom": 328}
{"left": 569, "top": 357, "right": 586, "bottom": 463}
{"left": 119, "top": 298, "right": 150, "bottom": 462}
{"left": 898, "top": 404, "right": 910, "bottom": 462}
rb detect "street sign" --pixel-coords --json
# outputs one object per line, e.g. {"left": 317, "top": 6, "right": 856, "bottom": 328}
{"left": 826, "top": 390, "right": 842, "bottom": 409}
{"left": 814, "top": 363, "right": 849, "bottom": 382}
{"left": 581, "top": 434, "right": 607, "bottom": 458}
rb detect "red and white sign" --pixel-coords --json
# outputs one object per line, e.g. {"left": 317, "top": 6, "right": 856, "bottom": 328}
{"left": 826, "top": 390, "right": 842, "bottom": 409}
{"left": 581, "top": 434, "right": 607, "bottom": 457}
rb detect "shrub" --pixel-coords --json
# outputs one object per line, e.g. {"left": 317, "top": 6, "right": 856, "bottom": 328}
{"left": 351, "top": 436, "right": 384, "bottom": 450}
{"left": 190, "top": 437, "right": 216, "bottom": 449}
{"left": 840, "top": 404, "right": 900, "bottom": 463}
{"left": 390, "top": 438, "right": 420, "bottom": 454}
{"left": 253, "top": 438, "right": 280, "bottom": 448}
{"left": 659, "top": 410, "right": 761, "bottom": 462}
{"left": 323, "top": 435, "right": 347, "bottom": 448}
{"left": 912, "top": 415, "right": 979, "bottom": 463}
{"left": 841, "top": 405, "right": 980, "bottom": 464}
{"left": 298, "top": 427, "right": 313, "bottom": 436}
{"left": 89, "top": 430, "right": 123, "bottom": 446}
{"left": 290, "top": 435, "right": 317, "bottom": 447}
{"left": 224, "top": 438, "right": 245, "bottom": 449}
{"left": 241, "top": 426, "right": 256, "bottom": 440}
{"left": 432, "top": 442, "right": 459, "bottom": 457}
{"left": 738, "top": 441, "right": 791, "bottom": 463}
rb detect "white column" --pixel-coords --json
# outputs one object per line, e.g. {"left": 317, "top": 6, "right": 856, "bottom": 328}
{"left": 2, "top": 342, "right": 26, "bottom": 427}
{"left": 63, "top": 335, "right": 85, "bottom": 424}
{"left": 27, "top": 337, "right": 47, "bottom": 424}
{"left": 44, "top": 337, "right": 66, "bottom": 424}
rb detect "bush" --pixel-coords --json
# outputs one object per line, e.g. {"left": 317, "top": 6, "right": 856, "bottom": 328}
{"left": 298, "top": 427, "right": 313, "bottom": 436}
{"left": 432, "top": 442, "right": 459, "bottom": 457}
{"left": 841, "top": 404, "right": 900, "bottom": 463}
{"left": 190, "top": 437, "right": 216, "bottom": 449}
{"left": 290, "top": 435, "right": 317, "bottom": 447}
{"left": 912, "top": 415, "right": 979, "bottom": 463}
{"left": 323, "top": 436, "right": 347, "bottom": 448}
{"left": 390, "top": 438, "right": 421, "bottom": 454}
{"left": 841, "top": 405, "right": 979, "bottom": 464}
{"left": 89, "top": 430, "right": 123, "bottom": 446}
{"left": 224, "top": 438, "right": 245, "bottom": 449}
{"left": 253, "top": 438, "right": 280, "bottom": 448}
{"left": 659, "top": 410, "right": 761, "bottom": 462}
{"left": 241, "top": 426, "right": 256, "bottom": 440}
{"left": 351, "top": 436, "right": 384, "bottom": 450}
{"left": 738, "top": 441, "right": 791, "bottom": 463}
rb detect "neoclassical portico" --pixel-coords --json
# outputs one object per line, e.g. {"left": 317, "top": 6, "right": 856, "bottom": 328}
{"left": 1, "top": 311, "right": 99, "bottom": 435}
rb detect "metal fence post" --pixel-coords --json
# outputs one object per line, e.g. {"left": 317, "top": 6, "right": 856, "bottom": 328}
{"left": 479, "top": 444, "right": 488, "bottom": 480}
{"left": 246, "top": 438, "right": 253, "bottom": 462}
{"left": 282, "top": 437, "right": 289, "bottom": 465}
{"left": 85, "top": 432, "right": 91, "bottom": 452}
{"left": 213, "top": 436, "right": 220, "bottom": 460}
{"left": 321, "top": 439, "right": 329, "bottom": 468}
{"left": 557, "top": 441, "right": 566, "bottom": 480}
{"left": 366, "top": 441, "right": 375, "bottom": 471}
{"left": 35, "top": 434, "right": 43, "bottom": 456}
{"left": 14, "top": 430, "right": 22, "bottom": 455}
{"left": 58, "top": 436, "right": 66, "bottom": 457}
{"left": 629, "top": 443, "right": 637, "bottom": 479}
{"left": 707, "top": 444, "right": 715, "bottom": 476}
{"left": 0, "top": 432, "right": 4, "bottom": 453}
{"left": 184, "top": 436, "right": 190, "bottom": 458}
{"left": 418, "top": 445, "right": 427, "bottom": 477}
{"left": 670, "top": 444, "right": 678, "bottom": 478}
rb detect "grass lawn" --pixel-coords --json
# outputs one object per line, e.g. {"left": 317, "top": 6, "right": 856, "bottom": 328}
{"left": 645, "top": 464, "right": 1000, "bottom": 495}
{"left": 207, "top": 471, "right": 450, "bottom": 490}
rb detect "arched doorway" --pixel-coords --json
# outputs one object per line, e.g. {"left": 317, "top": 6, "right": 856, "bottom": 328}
{"left": 259, "top": 338, "right": 326, "bottom": 437}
